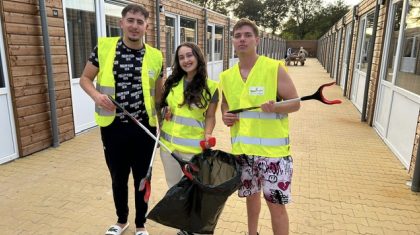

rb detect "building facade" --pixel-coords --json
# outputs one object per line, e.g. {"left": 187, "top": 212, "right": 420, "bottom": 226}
{"left": 317, "top": 0, "right": 420, "bottom": 177}
{"left": 0, "top": 0, "right": 286, "bottom": 164}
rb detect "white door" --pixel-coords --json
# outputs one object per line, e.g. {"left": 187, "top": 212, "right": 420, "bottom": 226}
{"left": 0, "top": 17, "right": 18, "bottom": 164}
{"left": 64, "top": 0, "right": 97, "bottom": 133}
{"left": 64, "top": 0, "right": 124, "bottom": 133}
{"left": 207, "top": 24, "right": 224, "bottom": 81}
{"left": 351, "top": 13, "right": 374, "bottom": 112}
{"left": 374, "top": 0, "right": 420, "bottom": 169}
{"left": 340, "top": 24, "right": 352, "bottom": 89}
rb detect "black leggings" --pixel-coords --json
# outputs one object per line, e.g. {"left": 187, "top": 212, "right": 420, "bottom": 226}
{"left": 101, "top": 119, "right": 156, "bottom": 228}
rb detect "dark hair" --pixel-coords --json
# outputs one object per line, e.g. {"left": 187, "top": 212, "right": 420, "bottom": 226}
{"left": 121, "top": 4, "right": 149, "bottom": 19}
{"left": 233, "top": 18, "right": 259, "bottom": 36}
{"left": 161, "top": 42, "right": 211, "bottom": 110}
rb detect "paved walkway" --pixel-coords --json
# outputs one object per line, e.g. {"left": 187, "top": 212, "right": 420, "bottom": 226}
{"left": 1, "top": 59, "right": 419, "bottom": 235}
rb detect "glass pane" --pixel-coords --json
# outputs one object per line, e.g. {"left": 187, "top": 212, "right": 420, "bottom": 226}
{"left": 165, "top": 17, "right": 175, "bottom": 67}
{"left": 105, "top": 3, "right": 124, "bottom": 37}
{"left": 207, "top": 26, "right": 213, "bottom": 62}
{"left": 0, "top": 54, "right": 4, "bottom": 88}
{"left": 343, "top": 25, "right": 352, "bottom": 63}
{"left": 360, "top": 13, "right": 375, "bottom": 73}
{"left": 395, "top": 0, "right": 420, "bottom": 95}
{"left": 384, "top": 1, "right": 403, "bottom": 82}
{"left": 65, "top": 0, "right": 97, "bottom": 79}
{"left": 214, "top": 26, "right": 223, "bottom": 61}
{"left": 180, "top": 17, "right": 196, "bottom": 43}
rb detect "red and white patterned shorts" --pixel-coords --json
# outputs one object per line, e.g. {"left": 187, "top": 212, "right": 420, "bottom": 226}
{"left": 238, "top": 155, "right": 293, "bottom": 204}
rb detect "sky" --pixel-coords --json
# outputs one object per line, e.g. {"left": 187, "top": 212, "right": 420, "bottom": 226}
{"left": 323, "top": 0, "right": 360, "bottom": 6}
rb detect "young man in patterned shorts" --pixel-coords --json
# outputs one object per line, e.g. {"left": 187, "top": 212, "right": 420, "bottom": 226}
{"left": 220, "top": 18, "right": 300, "bottom": 235}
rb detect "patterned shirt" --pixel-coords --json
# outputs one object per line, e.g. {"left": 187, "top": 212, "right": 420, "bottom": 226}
{"left": 89, "top": 39, "right": 163, "bottom": 123}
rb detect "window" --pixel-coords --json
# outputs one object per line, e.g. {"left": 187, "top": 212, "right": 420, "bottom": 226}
{"left": 403, "top": 37, "right": 415, "bottom": 57}
{"left": 180, "top": 17, "right": 196, "bottom": 43}
{"left": 65, "top": 0, "right": 97, "bottom": 79}
{"left": 395, "top": 0, "right": 420, "bottom": 94}
{"left": 358, "top": 13, "right": 374, "bottom": 73}
{"left": 207, "top": 25, "right": 213, "bottom": 62}
{"left": 105, "top": 2, "right": 124, "bottom": 37}
{"left": 164, "top": 16, "right": 197, "bottom": 68}
{"left": 165, "top": 16, "right": 176, "bottom": 67}
{"left": 214, "top": 26, "right": 224, "bottom": 61}
{"left": 384, "top": 1, "right": 403, "bottom": 82}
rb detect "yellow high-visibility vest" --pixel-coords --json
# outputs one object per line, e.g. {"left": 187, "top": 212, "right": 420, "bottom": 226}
{"left": 95, "top": 37, "right": 162, "bottom": 127}
{"left": 219, "top": 56, "right": 290, "bottom": 158}
{"left": 160, "top": 78, "right": 218, "bottom": 153}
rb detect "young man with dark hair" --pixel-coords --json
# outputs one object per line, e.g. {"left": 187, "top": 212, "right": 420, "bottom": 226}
{"left": 80, "top": 4, "right": 163, "bottom": 235}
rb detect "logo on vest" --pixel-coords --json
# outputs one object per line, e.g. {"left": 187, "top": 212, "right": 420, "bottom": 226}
{"left": 148, "top": 69, "right": 155, "bottom": 78}
{"left": 249, "top": 87, "right": 264, "bottom": 96}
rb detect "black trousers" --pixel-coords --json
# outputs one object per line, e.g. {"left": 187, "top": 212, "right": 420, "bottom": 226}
{"left": 101, "top": 118, "right": 157, "bottom": 228}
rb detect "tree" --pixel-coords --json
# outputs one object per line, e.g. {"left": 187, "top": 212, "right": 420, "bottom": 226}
{"left": 281, "top": 0, "right": 349, "bottom": 39}
{"left": 309, "top": 0, "right": 349, "bottom": 38}
{"left": 260, "top": 0, "right": 289, "bottom": 33}
{"left": 280, "top": 18, "right": 300, "bottom": 40}
{"left": 187, "top": 0, "right": 230, "bottom": 15}
{"left": 285, "top": 0, "right": 322, "bottom": 39}
{"left": 227, "top": 0, "right": 264, "bottom": 25}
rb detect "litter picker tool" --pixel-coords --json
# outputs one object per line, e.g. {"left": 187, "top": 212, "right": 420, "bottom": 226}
{"left": 108, "top": 96, "right": 197, "bottom": 178}
{"left": 108, "top": 96, "right": 215, "bottom": 202}
{"left": 138, "top": 107, "right": 215, "bottom": 203}
{"left": 228, "top": 82, "right": 341, "bottom": 114}
{"left": 138, "top": 124, "right": 161, "bottom": 203}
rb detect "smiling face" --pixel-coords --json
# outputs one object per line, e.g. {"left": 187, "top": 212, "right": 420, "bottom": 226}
{"left": 119, "top": 11, "right": 148, "bottom": 43}
{"left": 177, "top": 46, "right": 198, "bottom": 78}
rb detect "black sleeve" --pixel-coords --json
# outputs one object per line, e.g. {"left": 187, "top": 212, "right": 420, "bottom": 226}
{"left": 88, "top": 45, "right": 99, "bottom": 68}
{"left": 210, "top": 89, "right": 219, "bottom": 103}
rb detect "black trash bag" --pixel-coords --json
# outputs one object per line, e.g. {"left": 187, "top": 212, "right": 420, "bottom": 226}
{"left": 147, "top": 149, "right": 241, "bottom": 234}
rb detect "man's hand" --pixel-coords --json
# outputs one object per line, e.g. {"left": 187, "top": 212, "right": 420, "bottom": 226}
{"left": 260, "top": 100, "right": 277, "bottom": 113}
{"left": 94, "top": 93, "right": 115, "bottom": 112}
{"left": 222, "top": 112, "right": 239, "bottom": 127}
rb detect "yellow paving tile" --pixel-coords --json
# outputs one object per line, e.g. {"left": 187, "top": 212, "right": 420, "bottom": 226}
{"left": 1, "top": 59, "right": 419, "bottom": 234}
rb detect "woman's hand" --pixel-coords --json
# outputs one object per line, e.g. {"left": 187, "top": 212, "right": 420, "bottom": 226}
{"left": 164, "top": 107, "right": 172, "bottom": 121}
{"left": 201, "top": 135, "right": 216, "bottom": 149}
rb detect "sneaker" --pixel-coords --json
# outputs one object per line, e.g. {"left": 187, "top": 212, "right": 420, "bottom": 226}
{"left": 177, "top": 230, "right": 194, "bottom": 235}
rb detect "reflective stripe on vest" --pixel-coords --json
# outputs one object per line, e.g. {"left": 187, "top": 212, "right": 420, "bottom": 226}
{"left": 161, "top": 131, "right": 201, "bottom": 147}
{"left": 95, "top": 84, "right": 115, "bottom": 116}
{"left": 239, "top": 111, "right": 287, "bottom": 120}
{"left": 95, "top": 37, "right": 162, "bottom": 127}
{"left": 231, "top": 136, "right": 289, "bottom": 146}
{"left": 171, "top": 115, "right": 205, "bottom": 128}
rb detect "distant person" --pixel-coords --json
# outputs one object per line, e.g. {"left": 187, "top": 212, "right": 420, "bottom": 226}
{"left": 220, "top": 18, "right": 300, "bottom": 235}
{"left": 298, "top": 46, "right": 308, "bottom": 57}
{"left": 285, "top": 47, "right": 292, "bottom": 58}
{"left": 79, "top": 4, "right": 163, "bottom": 235}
